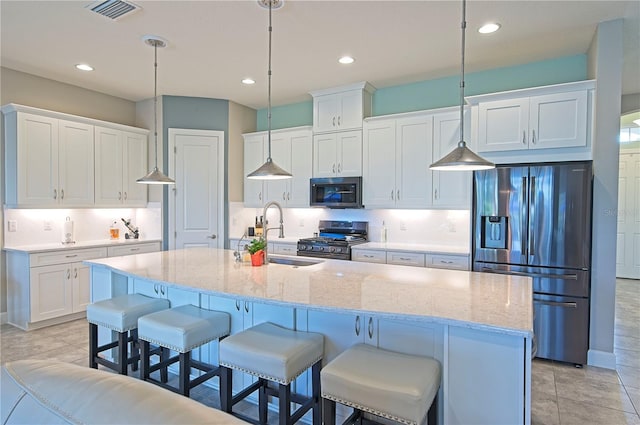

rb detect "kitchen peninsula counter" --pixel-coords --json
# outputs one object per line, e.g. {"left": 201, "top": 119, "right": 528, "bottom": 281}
{"left": 86, "top": 247, "right": 533, "bottom": 425}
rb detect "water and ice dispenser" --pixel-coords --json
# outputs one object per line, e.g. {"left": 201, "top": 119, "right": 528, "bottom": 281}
{"left": 481, "top": 216, "right": 508, "bottom": 249}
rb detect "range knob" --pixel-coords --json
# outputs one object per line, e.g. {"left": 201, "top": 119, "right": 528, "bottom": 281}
{"left": 330, "top": 247, "right": 336, "bottom": 253}
{"left": 299, "top": 245, "right": 306, "bottom": 251}
{"left": 319, "top": 246, "right": 325, "bottom": 251}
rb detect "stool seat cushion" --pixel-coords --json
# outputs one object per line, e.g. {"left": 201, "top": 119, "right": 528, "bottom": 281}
{"left": 219, "top": 322, "right": 323, "bottom": 385}
{"left": 321, "top": 344, "right": 441, "bottom": 425}
{"left": 138, "top": 304, "right": 230, "bottom": 352}
{"left": 86, "top": 294, "right": 169, "bottom": 333}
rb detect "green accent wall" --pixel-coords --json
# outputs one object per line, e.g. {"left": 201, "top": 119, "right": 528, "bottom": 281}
{"left": 256, "top": 54, "right": 587, "bottom": 130}
{"left": 161, "top": 96, "right": 230, "bottom": 249}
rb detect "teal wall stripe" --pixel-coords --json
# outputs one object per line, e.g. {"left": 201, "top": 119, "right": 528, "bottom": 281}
{"left": 257, "top": 101, "right": 313, "bottom": 131}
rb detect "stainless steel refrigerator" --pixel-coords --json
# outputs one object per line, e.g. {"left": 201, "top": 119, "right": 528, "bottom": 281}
{"left": 473, "top": 161, "right": 592, "bottom": 365}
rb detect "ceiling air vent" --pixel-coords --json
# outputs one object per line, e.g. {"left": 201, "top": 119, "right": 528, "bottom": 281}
{"left": 87, "top": 0, "right": 141, "bottom": 20}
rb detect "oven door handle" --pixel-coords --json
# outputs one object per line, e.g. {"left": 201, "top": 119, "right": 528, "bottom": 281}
{"left": 533, "top": 298, "right": 578, "bottom": 308}
{"left": 479, "top": 267, "right": 578, "bottom": 280}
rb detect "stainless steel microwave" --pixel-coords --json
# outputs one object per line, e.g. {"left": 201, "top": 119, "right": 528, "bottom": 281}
{"left": 310, "top": 177, "right": 363, "bottom": 209}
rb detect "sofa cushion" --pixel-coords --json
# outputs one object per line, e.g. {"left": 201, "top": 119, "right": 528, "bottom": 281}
{"left": 1, "top": 360, "right": 244, "bottom": 424}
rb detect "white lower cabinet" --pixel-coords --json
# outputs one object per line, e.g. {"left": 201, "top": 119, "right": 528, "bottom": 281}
{"left": 351, "top": 249, "right": 386, "bottom": 264}
{"left": 427, "top": 254, "right": 469, "bottom": 270}
{"left": 353, "top": 248, "right": 470, "bottom": 271}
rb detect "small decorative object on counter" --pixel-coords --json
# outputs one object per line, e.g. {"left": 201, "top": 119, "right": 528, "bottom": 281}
{"left": 247, "top": 238, "right": 266, "bottom": 266}
{"left": 248, "top": 226, "right": 255, "bottom": 237}
{"left": 62, "top": 217, "right": 75, "bottom": 245}
{"left": 109, "top": 221, "right": 119, "bottom": 240}
{"left": 255, "top": 216, "right": 264, "bottom": 237}
{"left": 121, "top": 218, "right": 140, "bottom": 239}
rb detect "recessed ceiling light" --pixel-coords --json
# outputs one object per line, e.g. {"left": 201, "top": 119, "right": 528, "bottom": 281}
{"left": 338, "top": 56, "right": 355, "bottom": 65}
{"left": 478, "top": 23, "right": 501, "bottom": 34}
{"left": 75, "top": 64, "right": 94, "bottom": 71}
{"left": 242, "top": 78, "right": 256, "bottom": 85}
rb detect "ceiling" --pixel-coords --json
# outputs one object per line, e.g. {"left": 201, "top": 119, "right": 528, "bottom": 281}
{"left": 1, "top": 0, "right": 638, "bottom": 110}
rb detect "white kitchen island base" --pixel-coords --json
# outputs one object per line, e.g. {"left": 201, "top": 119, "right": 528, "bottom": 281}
{"left": 87, "top": 248, "right": 532, "bottom": 425}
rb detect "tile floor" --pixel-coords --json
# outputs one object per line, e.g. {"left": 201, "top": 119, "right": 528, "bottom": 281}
{"left": 1, "top": 278, "right": 639, "bottom": 424}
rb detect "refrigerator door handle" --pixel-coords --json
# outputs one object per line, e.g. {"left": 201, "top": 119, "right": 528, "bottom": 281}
{"left": 521, "top": 176, "right": 528, "bottom": 255}
{"left": 529, "top": 176, "right": 536, "bottom": 258}
{"left": 479, "top": 267, "right": 578, "bottom": 280}
{"left": 533, "top": 299, "right": 578, "bottom": 309}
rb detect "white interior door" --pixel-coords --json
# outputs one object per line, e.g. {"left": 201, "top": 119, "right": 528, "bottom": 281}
{"left": 169, "top": 129, "right": 225, "bottom": 250}
{"left": 616, "top": 150, "right": 640, "bottom": 279}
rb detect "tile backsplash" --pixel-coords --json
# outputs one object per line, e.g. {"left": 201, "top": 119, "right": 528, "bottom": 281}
{"left": 3, "top": 203, "right": 162, "bottom": 247}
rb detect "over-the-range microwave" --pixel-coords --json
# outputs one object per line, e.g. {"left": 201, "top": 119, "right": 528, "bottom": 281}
{"left": 310, "top": 177, "right": 363, "bottom": 209}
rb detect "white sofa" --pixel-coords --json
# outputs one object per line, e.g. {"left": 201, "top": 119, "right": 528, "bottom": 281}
{"left": 1, "top": 360, "right": 244, "bottom": 424}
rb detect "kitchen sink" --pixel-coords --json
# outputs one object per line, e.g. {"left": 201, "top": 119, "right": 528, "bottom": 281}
{"left": 267, "top": 256, "right": 323, "bottom": 267}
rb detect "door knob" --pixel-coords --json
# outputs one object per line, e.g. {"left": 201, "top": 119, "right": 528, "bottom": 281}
{"left": 207, "top": 234, "right": 217, "bottom": 239}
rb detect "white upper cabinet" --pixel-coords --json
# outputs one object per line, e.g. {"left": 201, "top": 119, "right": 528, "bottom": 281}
{"left": 3, "top": 109, "right": 94, "bottom": 207}
{"left": 472, "top": 82, "right": 592, "bottom": 154}
{"left": 94, "top": 126, "right": 148, "bottom": 207}
{"left": 313, "top": 130, "right": 363, "bottom": 178}
{"left": 310, "top": 82, "right": 375, "bottom": 134}
{"left": 243, "top": 126, "right": 313, "bottom": 208}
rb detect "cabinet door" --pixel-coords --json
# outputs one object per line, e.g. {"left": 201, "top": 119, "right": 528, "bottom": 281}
{"left": 243, "top": 134, "right": 265, "bottom": 207}
{"left": 337, "top": 90, "right": 364, "bottom": 131}
{"left": 94, "top": 127, "right": 124, "bottom": 206}
{"left": 58, "top": 120, "right": 94, "bottom": 206}
{"left": 386, "top": 251, "right": 425, "bottom": 267}
{"left": 377, "top": 318, "right": 443, "bottom": 358}
{"left": 477, "top": 98, "right": 529, "bottom": 152}
{"left": 71, "top": 262, "right": 92, "bottom": 313}
{"left": 363, "top": 121, "right": 396, "bottom": 208}
{"left": 432, "top": 111, "right": 471, "bottom": 208}
{"left": 287, "top": 131, "right": 313, "bottom": 207}
{"left": 396, "top": 115, "right": 432, "bottom": 208}
{"left": 266, "top": 132, "right": 291, "bottom": 203}
{"left": 529, "top": 90, "right": 588, "bottom": 149}
{"left": 122, "top": 131, "right": 148, "bottom": 206}
{"left": 313, "top": 133, "right": 338, "bottom": 177}
{"left": 313, "top": 94, "right": 340, "bottom": 133}
{"left": 336, "top": 130, "right": 362, "bottom": 176}
{"left": 30, "top": 264, "right": 73, "bottom": 322}
{"left": 17, "top": 113, "right": 59, "bottom": 206}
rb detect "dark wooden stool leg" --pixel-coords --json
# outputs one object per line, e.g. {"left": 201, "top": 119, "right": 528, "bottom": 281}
{"left": 322, "top": 398, "right": 336, "bottom": 425}
{"left": 179, "top": 351, "right": 191, "bottom": 397}
{"left": 220, "top": 366, "right": 233, "bottom": 413}
{"left": 140, "top": 340, "right": 150, "bottom": 381}
{"left": 89, "top": 323, "right": 98, "bottom": 369}
{"left": 130, "top": 329, "right": 139, "bottom": 372}
{"left": 312, "top": 361, "right": 321, "bottom": 425}
{"left": 160, "top": 347, "right": 169, "bottom": 383}
{"left": 428, "top": 393, "right": 438, "bottom": 425}
{"left": 279, "top": 383, "right": 291, "bottom": 425}
{"left": 117, "top": 331, "right": 128, "bottom": 375}
{"left": 258, "top": 379, "right": 268, "bottom": 424}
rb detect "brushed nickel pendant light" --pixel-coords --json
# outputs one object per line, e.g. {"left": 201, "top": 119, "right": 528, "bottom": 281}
{"left": 247, "top": 0, "right": 292, "bottom": 180}
{"left": 137, "top": 35, "right": 175, "bottom": 185}
{"left": 430, "top": 0, "right": 494, "bottom": 171}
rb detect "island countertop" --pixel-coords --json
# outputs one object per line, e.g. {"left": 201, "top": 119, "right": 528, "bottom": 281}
{"left": 85, "top": 247, "right": 533, "bottom": 337}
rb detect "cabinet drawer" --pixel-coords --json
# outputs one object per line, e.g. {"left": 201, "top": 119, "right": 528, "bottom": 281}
{"left": 427, "top": 254, "right": 469, "bottom": 270}
{"left": 352, "top": 250, "right": 386, "bottom": 264}
{"left": 271, "top": 243, "right": 297, "bottom": 256}
{"left": 30, "top": 247, "right": 108, "bottom": 267}
{"left": 107, "top": 242, "right": 160, "bottom": 257}
{"left": 386, "top": 251, "right": 425, "bottom": 267}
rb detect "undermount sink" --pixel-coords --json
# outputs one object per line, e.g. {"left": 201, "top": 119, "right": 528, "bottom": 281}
{"left": 267, "top": 256, "right": 323, "bottom": 267}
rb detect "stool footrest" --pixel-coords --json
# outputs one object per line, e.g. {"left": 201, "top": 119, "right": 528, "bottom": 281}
{"left": 230, "top": 379, "right": 263, "bottom": 407}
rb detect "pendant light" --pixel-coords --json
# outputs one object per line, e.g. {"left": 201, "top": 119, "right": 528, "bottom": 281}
{"left": 429, "top": 0, "right": 494, "bottom": 171}
{"left": 137, "top": 35, "right": 175, "bottom": 185}
{"left": 247, "top": 0, "right": 292, "bottom": 180}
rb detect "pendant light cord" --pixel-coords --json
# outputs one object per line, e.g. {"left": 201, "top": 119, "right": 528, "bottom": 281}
{"left": 266, "top": 0, "right": 273, "bottom": 161}
{"left": 153, "top": 41, "right": 159, "bottom": 169}
{"left": 459, "top": 0, "right": 466, "bottom": 147}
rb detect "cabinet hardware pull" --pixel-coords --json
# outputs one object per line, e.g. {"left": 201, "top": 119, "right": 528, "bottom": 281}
{"left": 440, "top": 260, "right": 453, "bottom": 264}
{"left": 337, "top": 163, "right": 341, "bottom": 173}
{"left": 399, "top": 257, "right": 411, "bottom": 261}
{"left": 391, "top": 190, "right": 394, "bottom": 200}
{"left": 287, "top": 192, "right": 290, "bottom": 200}
{"left": 283, "top": 192, "right": 286, "bottom": 200}
{"left": 368, "top": 317, "right": 374, "bottom": 339}
{"left": 118, "top": 192, "right": 122, "bottom": 201}
{"left": 363, "top": 254, "right": 373, "bottom": 258}
{"left": 66, "top": 269, "right": 70, "bottom": 279}
{"left": 154, "top": 284, "right": 159, "bottom": 294}
{"left": 332, "top": 164, "right": 336, "bottom": 173}
{"left": 65, "top": 254, "right": 78, "bottom": 258}
{"left": 53, "top": 189, "right": 57, "bottom": 200}
{"left": 434, "top": 189, "right": 438, "bottom": 200}
{"left": 244, "top": 302, "right": 249, "bottom": 313}
{"left": 235, "top": 300, "right": 240, "bottom": 311}
{"left": 522, "top": 131, "right": 527, "bottom": 145}
{"left": 333, "top": 117, "right": 336, "bottom": 127}
{"left": 531, "top": 130, "right": 536, "bottom": 144}
{"left": 60, "top": 189, "right": 64, "bottom": 200}
{"left": 124, "top": 192, "right": 128, "bottom": 200}
{"left": 355, "top": 315, "right": 361, "bottom": 336}
{"left": 397, "top": 189, "right": 400, "bottom": 200}
{"left": 130, "top": 248, "right": 140, "bottom": 251}
{"left": 160, "top": 286, "right": 165, "bottom": 296}
{"left": 337, "top": 116, "right": 341, "bottom": 126}
{"left": 74, "top": 268, "right": 78, "bottom": 278}
{"left": 259, "top": 192, "right": 262, "bottom": 201}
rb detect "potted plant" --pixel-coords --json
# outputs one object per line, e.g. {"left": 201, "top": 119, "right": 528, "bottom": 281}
{"left": 247, "top": 238, "right": 266, "bottom": 266}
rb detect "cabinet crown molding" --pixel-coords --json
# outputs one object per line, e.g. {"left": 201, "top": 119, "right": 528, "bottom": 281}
{"left": 308, "top": 81, "right": 376, "bottom": 98}
{"left": 465, "top": 80, "right": 596, "bottom": 105}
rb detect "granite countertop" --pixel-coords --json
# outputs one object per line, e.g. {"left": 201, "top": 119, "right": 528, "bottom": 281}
{"left": 86, "top": 247, "right": 532, "bottom": 337}
{"left": 352, "top": 242, "right": 470, "bottom": 255}
{"left": 3, "top": 239, "right": 162, "bottom": 254}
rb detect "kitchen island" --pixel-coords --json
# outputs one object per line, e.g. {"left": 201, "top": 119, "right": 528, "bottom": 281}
{"left": 87, "top": 247, "right": 533, "bottom": 425}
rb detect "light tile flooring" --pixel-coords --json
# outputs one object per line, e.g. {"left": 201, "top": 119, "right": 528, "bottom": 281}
{"left": 1, "top": 278, "right": 639, "bottom": 424}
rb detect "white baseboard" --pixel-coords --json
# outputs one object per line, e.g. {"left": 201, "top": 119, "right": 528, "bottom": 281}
{"left": 587, "top": 349, "right": 617, "bottom": 370}
{"left": 1, "top": 311, "right": 7, "bottom": 325}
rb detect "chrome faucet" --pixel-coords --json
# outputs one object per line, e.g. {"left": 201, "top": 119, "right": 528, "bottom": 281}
{"left": 262, "top": 201, "right": 285, "bottom": 264}
{"left": 234, "top": 232, "right": 247, "bottom": 263}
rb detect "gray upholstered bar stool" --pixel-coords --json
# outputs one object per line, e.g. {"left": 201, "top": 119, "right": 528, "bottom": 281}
{"left": 137, "top": 304, "right": 231, "bottom": 397}
{"left": 218, "top": 322, "right": 324, "bottom": 425}
{"left": 87, "top": 293, "right": 170, "bottom": 375}
{"left": 321, "top": 344, "right": 441, "bottom": 425}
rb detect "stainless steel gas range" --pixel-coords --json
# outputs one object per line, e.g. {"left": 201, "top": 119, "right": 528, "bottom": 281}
{"left": 297, "top": 220, "right": 368, "bottom": 260}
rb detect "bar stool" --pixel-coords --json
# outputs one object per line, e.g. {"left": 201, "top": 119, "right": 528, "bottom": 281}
{"left": 218, "top": 322, "right": 323, "bottom": 425}
{"left": 87, "top": 293, "right": 170, "bottom": 375}
{"left": 137, "top": 304, "right": 231, "bottom": 397}
{"left": 321, "top": 344, "right": 441, "bottom": 425}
